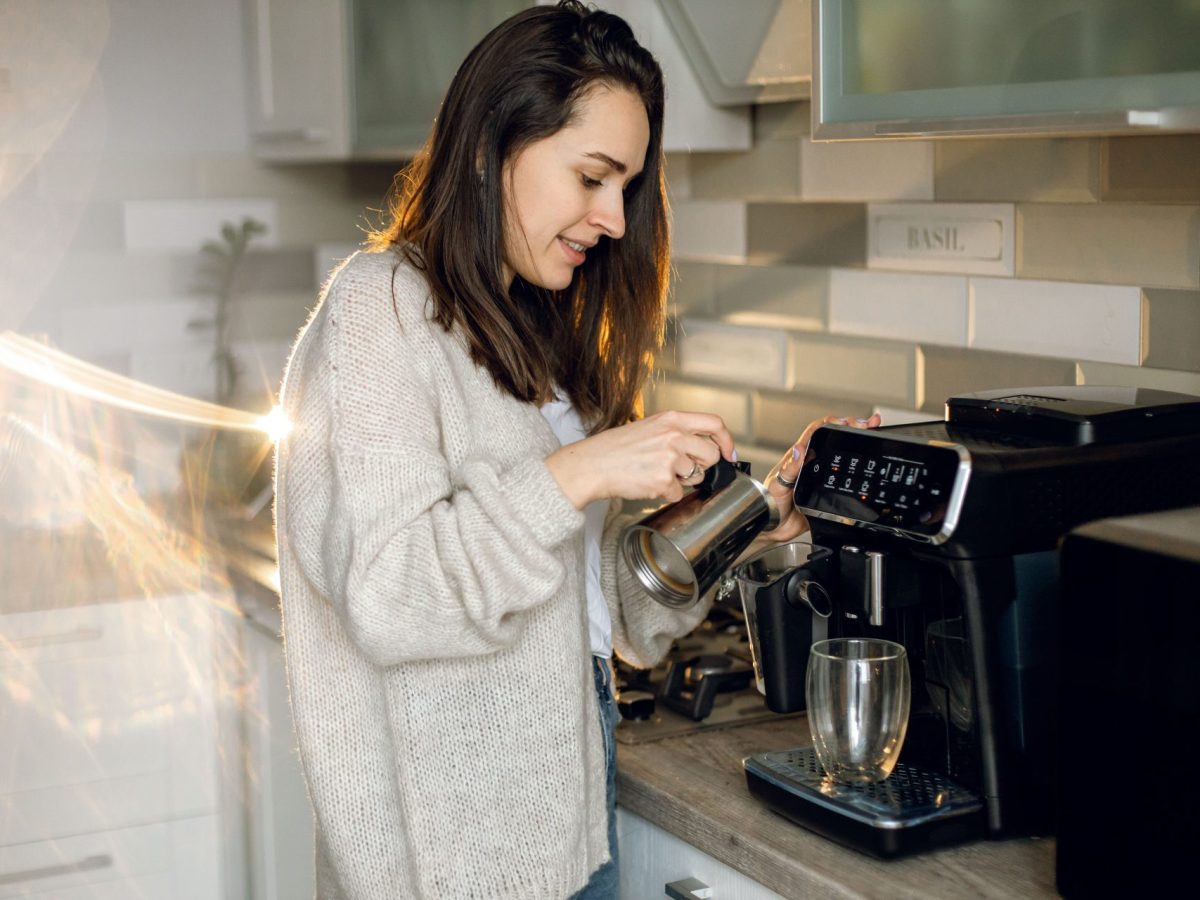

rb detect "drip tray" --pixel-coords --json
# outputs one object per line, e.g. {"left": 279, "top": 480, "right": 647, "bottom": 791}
{"left": 744, "top": 747, "right": 986, "bottom": 859}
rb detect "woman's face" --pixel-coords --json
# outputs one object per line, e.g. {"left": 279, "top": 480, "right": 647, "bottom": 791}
{"left": 501, "top": 85, "right": 650, "bottom": 291}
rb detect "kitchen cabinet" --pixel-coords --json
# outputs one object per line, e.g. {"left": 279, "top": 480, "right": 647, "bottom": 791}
{"left": 0, "top": 595, "right": 243, "bottom": 898}
{"left": 617, "top": 808, "right": 784, "bottom": 900}
{"left": 245, "top": 0, "right": 750, "bottom": 162}
{"left": 594, "top": 0, "right": 751, "bottom": 152}
{"left": 238, "top": 615, "right": 315, "bottom": 900}
{"left": 244, "top": 0, "right": 355, "bottom": 161}
{"left": 658, "top": 0, "right": 812, "bottom": 106}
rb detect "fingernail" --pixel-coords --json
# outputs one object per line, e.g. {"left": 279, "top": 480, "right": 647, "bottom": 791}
{"left": 838, "top": 417, "right": 850, "bottom": 425}
{"left": 855, "top": 417, "right": 869, "bottom": 424}
{"left": 791, "top": 446, "right": 800, "bottom": 461}
{"left": 732, "top": 448, "right": 738, "bottom": 463}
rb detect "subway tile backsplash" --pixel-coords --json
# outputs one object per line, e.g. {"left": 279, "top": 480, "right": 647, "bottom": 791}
{"left": 829, "top": 269, "right": 968, "bottom": 347}
{"left": 969, "top": 277, "right": 1143, "bottom": 365}
{"left": 798, "top": 137, "right": 934, "bottom": 202}
{"left": 654, "top": 101, "right": 1200, "bottom": 455}
{"left": 790, "top": 335, "right": 916, "bottom": 407}
{"left": 671, "top": 199, "right": 748, "bottom": 260}
{"left": 1017, "top": 202, "right": 1200, "bottom": 290}
{"left": 123, "top": 199, "right": 280, "bottom": 252}
{"left": 677, "top": 319, "right": 791, "bottom": 389}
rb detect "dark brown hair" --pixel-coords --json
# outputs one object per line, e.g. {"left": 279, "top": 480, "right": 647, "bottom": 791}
{"left": 368, "top": 0, "right": 668, "bottom": 433}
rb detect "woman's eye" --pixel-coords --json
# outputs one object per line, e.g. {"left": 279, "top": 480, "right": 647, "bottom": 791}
{"left": 581, "top": 174, "right": 603, "bottom": 189}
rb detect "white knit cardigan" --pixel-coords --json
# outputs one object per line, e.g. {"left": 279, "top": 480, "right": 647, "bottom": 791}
{"left": 275, "top": 250, "right": 708, "bottom": 899}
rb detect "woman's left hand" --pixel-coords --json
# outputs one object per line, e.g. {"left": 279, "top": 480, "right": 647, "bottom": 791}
{"left": 758, "top": 413, "right": 883, "bottom": 543}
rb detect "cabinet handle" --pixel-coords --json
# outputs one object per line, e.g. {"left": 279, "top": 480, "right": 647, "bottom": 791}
{"left": 253, "top": 127, "right": 331, "bottom": 144}
{"left": 0, "top": 853, "right": 113, "bottom": 885}
{"left": 9, "top": 626, "right": 103, "bottom": 649}
{"left": 665, "top": 877, "right": 713, "bottom": 899}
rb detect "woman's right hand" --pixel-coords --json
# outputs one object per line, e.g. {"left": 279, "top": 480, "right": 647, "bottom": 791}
{"left": 546, "top": 410, "right": 736, "bottom": 509}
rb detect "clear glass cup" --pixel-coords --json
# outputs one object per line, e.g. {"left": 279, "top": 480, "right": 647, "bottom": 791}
{"left": 805, "top": 638, "right": 911, "bottom": 784}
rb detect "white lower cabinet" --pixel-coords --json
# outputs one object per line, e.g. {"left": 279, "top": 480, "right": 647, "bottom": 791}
{"left": 0, "top": 817, "right": 220, "bottom": 900}
{"left": 0, "top": 597, "right": 241, "bottom": 898}
{"left": 238, "top": 618, "right": 315, "bottom": 900}
{"left": 617, "top": 808, "right": 785, "bottom": 900}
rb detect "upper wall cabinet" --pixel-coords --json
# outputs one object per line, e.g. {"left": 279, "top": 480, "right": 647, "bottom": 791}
{"left": 594, "top": 0, "right": 751, "bottom": 152}
{"left": 245, "top": 0, "right": 750, "bottom": 163}
{"left": 245, "top": 0, "right": 355, "bottom": 161}
{"left": 245, "top": 0, "right": 531, "bottom": 161}
{"left": 658, "top": 0, "right": 811, "bottom": 105}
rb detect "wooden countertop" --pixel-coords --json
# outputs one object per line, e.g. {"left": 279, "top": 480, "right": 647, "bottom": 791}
{"left": 616, "top": 716, "right": 1059, "bottom": 899}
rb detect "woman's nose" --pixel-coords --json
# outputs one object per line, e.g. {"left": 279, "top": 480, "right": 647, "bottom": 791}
{"left": 590, "top": 188, "right": 626, "bottom": 240}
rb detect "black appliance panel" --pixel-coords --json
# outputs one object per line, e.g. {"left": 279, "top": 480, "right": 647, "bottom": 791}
{"left": 796, "top": 426, "right": 968, "bottom": 542}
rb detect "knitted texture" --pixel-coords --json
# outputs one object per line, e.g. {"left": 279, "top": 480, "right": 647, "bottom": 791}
{"left": 275, "top": 249, "right": 706, "bottom": 899}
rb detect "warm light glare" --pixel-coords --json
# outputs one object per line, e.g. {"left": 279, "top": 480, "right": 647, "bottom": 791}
{"left": 0, "top": 331, "right": 278, "bottom": 435}
{"left": 259, "top": 404, "right": 292, "bottom": 443}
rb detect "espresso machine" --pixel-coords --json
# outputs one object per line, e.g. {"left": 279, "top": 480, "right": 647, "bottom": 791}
{"left": 738, "top": 386, "right": 1200, "bottom": 858}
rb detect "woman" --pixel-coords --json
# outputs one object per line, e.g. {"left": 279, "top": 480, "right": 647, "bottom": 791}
{"left": 275, "top": 3, "right": 877, "bottom": 897}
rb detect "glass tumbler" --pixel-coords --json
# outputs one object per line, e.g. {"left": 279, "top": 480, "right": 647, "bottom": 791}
{"left": 806, "top": 638, "right": 911, "bottom": 784}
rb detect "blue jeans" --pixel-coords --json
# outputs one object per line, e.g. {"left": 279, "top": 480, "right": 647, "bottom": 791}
{"left": 571, "top": 655, "right": 619, "bottom": 899}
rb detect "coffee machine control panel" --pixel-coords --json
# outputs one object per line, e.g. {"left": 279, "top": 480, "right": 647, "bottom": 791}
{"left": 794, "top": 426, "right": 972, "bottom": 544}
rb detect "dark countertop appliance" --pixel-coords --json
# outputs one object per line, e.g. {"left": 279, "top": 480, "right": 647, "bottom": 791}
{"left": 742, "top": 386, "right": 1200, "bottom": 858}
{"left": 1055, "top": 505, "right": 1200, "bottom": 898}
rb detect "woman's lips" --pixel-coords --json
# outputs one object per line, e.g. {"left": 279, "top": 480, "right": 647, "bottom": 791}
{"left": 559, "top": 236, "right": 586, "bottom": 264}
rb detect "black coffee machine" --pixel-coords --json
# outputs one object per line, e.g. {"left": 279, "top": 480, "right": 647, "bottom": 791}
{"left": 742, "top": 386, "right": 1200, "bottom": 858}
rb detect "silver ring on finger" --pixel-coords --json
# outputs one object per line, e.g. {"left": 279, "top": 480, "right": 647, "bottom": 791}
{"left": 774, "top": 470, "right": 797, "bottom": 488}
{"left": 679, "top": 460, "right": 703, "bottom": 481}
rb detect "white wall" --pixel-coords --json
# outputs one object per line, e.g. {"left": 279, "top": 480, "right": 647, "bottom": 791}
{"left": 1, "top": 0, "right": 383, "bottom": 406}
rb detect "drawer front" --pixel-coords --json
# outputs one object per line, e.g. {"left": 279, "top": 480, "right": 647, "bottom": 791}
{"left": 0, "top": 597, "right": 227, "bottom": 844}
{"left": 0, "top": 816, "right": 221, "bottom": 899}
{"left": 0, "top": 596, "right": 212, "bottom": 665}
{"left": 616, "top": 808, "right": 785, "bottom": 900}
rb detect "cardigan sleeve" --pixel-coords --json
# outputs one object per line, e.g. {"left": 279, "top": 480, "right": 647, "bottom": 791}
{"left": 279, "top": 256, "right": 585, "bottom": 668}
{"left": 598, "top": 501, "right": 712, "bottom": 670}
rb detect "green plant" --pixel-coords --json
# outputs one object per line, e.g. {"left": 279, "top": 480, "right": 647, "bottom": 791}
{"left": 189, "top": 217, "right": 267, "bottom": 406}
{"left": 182, "top": 217, "right": 271, "bottom": 512}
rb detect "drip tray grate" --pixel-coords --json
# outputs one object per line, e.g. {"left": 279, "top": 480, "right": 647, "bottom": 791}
{"left": 745, "top": 747, "right": 984, "bottom": 831}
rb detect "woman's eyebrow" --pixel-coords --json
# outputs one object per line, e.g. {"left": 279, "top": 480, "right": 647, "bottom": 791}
{"left": 582, "top": 151, "right": 628, "bottom": 174}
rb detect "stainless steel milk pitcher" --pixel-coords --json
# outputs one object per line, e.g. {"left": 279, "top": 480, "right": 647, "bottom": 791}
{"left": 621, "top": 459, "right": 780, "bottom": 608}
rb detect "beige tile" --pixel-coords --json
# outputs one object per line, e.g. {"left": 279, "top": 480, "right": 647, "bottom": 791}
{"left": 746, "top": 203, "right": 866, "bottom": 266}
{"left": 754, "top": 101, "right": 811, "bottom": 142}
{"left": 935, "top": 139, "right": 1102, "bottom": 203}
{"left": 919, "top": 346, "right": 1077, "bottom": 415}
{"left": 677, "top": 319, "right": 791, "bottom": 388}
{"left": 830, "top": 269, "right": 968, "bottom": 346}
{"left": 1017, "top": 203, "right": 1200, "bottom": 290}
{"left": 688, "top": 140, "right": 801, "bottom": 200}
{"left": 752, "top": 391, "right": 874, "bottom": 447}
{"left": 1076, "top": 361, "right": 1200, "bottom": 398}
{"left": 35, "top": 153, "right": 200, "bottom": 202}
{"left": 669, "top": 259, "right": 718, "bottom": 317}
{"left": 800, "top": 138, "right": 934, "bottom": 202}
{"left": 790, "top": 334, "right": 916, "bottom": 407}
{"left": 664, "top": 153, "right": 692, "bottom": 202}
{"left": 228, "top": 289, "right": 316, "bottom": 342}
{"left": 644, "top": 377, "right": 751, "bottom": 437}
{"left": 671, "top": 199, "right": 747, "bottom": 260}
{"left": 37, "top": 251, "right": 181, "bottom": 308}
{"left": 713, "top": 263, "right": 826, "bottom": 332}
{"left": 1143, "top": 289, "right": 1200, "bottom": 372}
{"left": 1102, "top": 136, "right": 1200, "bottom": 203}
{"left": 969, "top": 277, "right": 1143, "bottom": 366}
{"left": 274, "top": 196, "right": 387, "bottom": 247}
{"left": 867, "top": 202, "right": 1014, "bottom": 276}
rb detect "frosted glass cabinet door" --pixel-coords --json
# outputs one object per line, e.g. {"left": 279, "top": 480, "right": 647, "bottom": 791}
{"left": 246, "top": 0, "right": 353, "bottom": 160}
{"left": 351, "top": 0, "right": 535, "bottom": 158}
